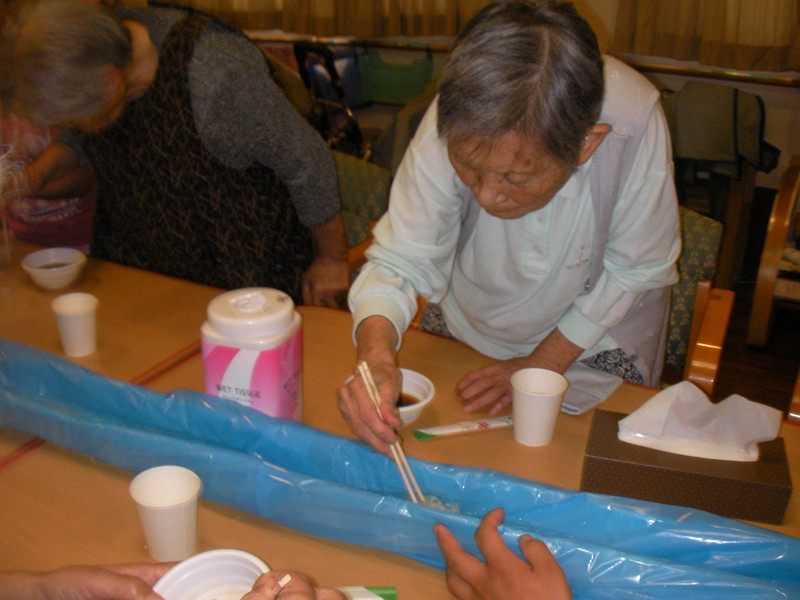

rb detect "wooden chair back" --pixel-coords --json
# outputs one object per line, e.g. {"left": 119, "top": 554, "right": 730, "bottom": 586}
{"left": 747, "top": 155, "right": 800, "bottom": 347}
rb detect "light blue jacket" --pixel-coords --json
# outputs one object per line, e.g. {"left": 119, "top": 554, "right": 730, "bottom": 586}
{"left": 350, "top": 57, "right": 680, "bottom": 386}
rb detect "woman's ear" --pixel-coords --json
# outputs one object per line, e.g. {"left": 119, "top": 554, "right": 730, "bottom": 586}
{"left": 577, "top": 123, "right": 611, "bottom": 165}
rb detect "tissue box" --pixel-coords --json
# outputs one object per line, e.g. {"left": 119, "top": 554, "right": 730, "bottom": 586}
{"left": 580, "top": 410, "right": 792, "bottom": 524}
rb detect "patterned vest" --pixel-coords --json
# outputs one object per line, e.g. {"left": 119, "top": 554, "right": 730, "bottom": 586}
{"left": 81, "top": 11, "right": 314, "bottom": 302}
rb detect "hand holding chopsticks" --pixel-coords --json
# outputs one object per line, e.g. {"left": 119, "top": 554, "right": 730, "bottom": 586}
{"left": 357, "top": 361, "right": 426, "bottom": 505}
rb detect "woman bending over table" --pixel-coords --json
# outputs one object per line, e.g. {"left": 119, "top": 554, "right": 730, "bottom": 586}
{"left": 338, "top": 0, "right": 679, "bottom": 456}
{"left": 0, "top": 0, "right": 349, "bottom": 307}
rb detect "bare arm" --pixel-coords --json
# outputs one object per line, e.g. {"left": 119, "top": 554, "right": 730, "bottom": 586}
{"left": 456, "top": 328, "right": 583, "bottom": 415}
{"left": 336, "top": 315, "right": 403, "bottom": 455}
{"left": 20, "top": 142, "right": 95, "bottom": 200}
{"left": 302, "top": 213, "right": 350, "bottom": 308}
{"left": 0, "top": 563, "right": 172, "bottom": 600}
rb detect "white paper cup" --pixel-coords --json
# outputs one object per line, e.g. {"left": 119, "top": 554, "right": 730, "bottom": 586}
{"left": 129, "top": 465, "right": 202, "bottom": 562}
{"left": 153, "top": 549, "right": 269, "bottom": 600}
{"left": 51, "top": 292, "right": 98, "bottom": 357}
{"left": 511, "top": 368, "right": 569, "bottom": 447}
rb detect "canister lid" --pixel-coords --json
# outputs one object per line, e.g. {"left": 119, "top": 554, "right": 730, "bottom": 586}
{"left": 206, "top": 288, "right": 296, "bottom": 339}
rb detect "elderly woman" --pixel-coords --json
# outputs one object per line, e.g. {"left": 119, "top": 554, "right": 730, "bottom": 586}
{"left": 0, "top": 0, "right": 349, "bottom": 306}
{"left": 338, "top": 0, "right": 680, "bottom": 454}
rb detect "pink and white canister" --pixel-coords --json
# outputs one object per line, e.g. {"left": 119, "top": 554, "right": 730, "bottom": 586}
{"left": 201, "top": 288, "right": 302, "bottom": 420}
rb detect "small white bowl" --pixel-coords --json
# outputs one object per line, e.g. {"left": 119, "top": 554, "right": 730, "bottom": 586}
{"left": 344, "top": 368, "right": 435, "bottom": 427}
{"left": 21, "top": 247, "right": 87, "bottom": 290}
{"left": 398, "top": 368, "right": 435, "bottom": 426}
{"left": 153, "top": 549, "right": 269, "bottom": 600}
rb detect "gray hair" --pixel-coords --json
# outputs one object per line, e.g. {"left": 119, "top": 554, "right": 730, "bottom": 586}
{"left": 437, "top": 0, "right": 604, "bottom": 170}
{"left": 0, "top": 0, "right": 131, "bottom": 127}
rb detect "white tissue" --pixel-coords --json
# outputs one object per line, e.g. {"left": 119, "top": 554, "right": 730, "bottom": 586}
{"left": 617, "top": 381, "right": 782, "bottom": 461}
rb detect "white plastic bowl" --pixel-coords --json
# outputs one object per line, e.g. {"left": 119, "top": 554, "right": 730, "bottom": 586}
{"left": 21, "top": 247, "right": 87, "bottom": 290}
{"left": 398, "top": 368, "right": 435, "bottom": 426}
{"left": 344, "top": 368, "right": 435, "bottom": 427}
{"left": 153, "top": 549, "right": 269, "bottom": 600}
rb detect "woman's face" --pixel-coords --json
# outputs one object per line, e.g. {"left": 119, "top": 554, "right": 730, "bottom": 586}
{"left": 447, "top": 130, "right": 572, "bottom": 219}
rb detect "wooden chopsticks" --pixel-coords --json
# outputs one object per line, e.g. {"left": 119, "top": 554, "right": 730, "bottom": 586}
{"left": 357, "top": 361, "right": 426, "bottom": 505}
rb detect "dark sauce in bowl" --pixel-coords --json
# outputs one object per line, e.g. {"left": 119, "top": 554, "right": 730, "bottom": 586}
{"left": 397, "top": 394, "right": 420, "bottom": 407}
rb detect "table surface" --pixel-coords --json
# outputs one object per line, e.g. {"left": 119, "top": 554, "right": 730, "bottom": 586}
{"left": 0, "top": 240, "right": 798, "bottom": 599}
{"left": 0, "top": 238, "right": 221, "bottom": 383}
{"left": 145, "top": 306, "right": 800, "bottom": 534}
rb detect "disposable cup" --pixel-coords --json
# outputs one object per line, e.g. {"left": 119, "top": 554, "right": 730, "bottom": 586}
{"left": 129, "top": 465, "right": 202, "bottom": 562}
{"left": 511, "top": 368, "right": 569, "bottom": 447}
{"left": 51, "top": 292, "right": 98, "bottom": 357}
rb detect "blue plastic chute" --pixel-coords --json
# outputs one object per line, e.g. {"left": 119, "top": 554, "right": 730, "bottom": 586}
{"left": 1, "top": 338, "right": 798, "bottom": 599}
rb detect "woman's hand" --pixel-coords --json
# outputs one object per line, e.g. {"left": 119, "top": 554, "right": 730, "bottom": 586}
{"left": 241, "top": 571, "right": 345, "bottom": 600}
{"left": 337, "top": 316, "right": 402, "bottom": 455}
{"left": 337, "top": 357, "right": 403, "bottom": 456}
{"left": 302, "top": 256, "right": 350, "bottom": 308}
{"left": 434, "top": 508, "right": 572, "bottom": 600}
{"left": 457, "top": 328, "right": 582, "bottom": 414}
{"left": 456, "top": 357, "right": 533, "bottom": 415}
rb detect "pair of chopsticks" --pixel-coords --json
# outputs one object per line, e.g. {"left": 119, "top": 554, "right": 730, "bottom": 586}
{"left": 357, "top": 361, "right": 426, "bottom": 505}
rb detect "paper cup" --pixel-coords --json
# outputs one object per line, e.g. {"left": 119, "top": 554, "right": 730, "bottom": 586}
{"left": 511, "top": 368, "right": 569, "bottom": 447}
{"left": 129, "top": 465, "right": 202, "bottom": 561}
{"left": 51, "top": 292, "right": 98, "bottom": 357}
{"left": 153, "top": 549, "right": 269, "bottom": 600}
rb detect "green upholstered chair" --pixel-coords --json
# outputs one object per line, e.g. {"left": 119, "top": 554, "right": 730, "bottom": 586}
{"left": 333, "top": 150, "right": 392, "bottom": 261}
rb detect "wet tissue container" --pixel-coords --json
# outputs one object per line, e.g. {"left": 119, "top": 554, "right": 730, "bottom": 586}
{"left": 201, "top": 288, "right": 302, "bottom": 420}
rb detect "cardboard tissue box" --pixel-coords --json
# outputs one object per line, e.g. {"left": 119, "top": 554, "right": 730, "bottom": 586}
{"left": 580, "top": 409, "right": 792, "bottom": 525}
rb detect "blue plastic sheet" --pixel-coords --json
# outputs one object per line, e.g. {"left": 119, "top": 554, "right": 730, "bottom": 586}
{"left": 1, "top": 338, "right": 798, "bottom": 599}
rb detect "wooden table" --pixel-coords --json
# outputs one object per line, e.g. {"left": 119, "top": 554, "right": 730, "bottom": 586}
{"left": 0, "top": 237, "right": 221, "bottom": 383}
{"left": 0, "top": 258, "right": 798, "bottom": 597}
{"left": 146, "top": 308, "right": 655, "bottom": 492}
{"left": 146, "top": 306, "right": 800, "bottom": 538}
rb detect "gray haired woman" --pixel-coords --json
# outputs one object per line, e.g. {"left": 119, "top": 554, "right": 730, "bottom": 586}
{"left": 338, "top": 0, "right": 680, "bottom": 455}
{"left": 0, "top": 0, "right": 350, "bottom": 307}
